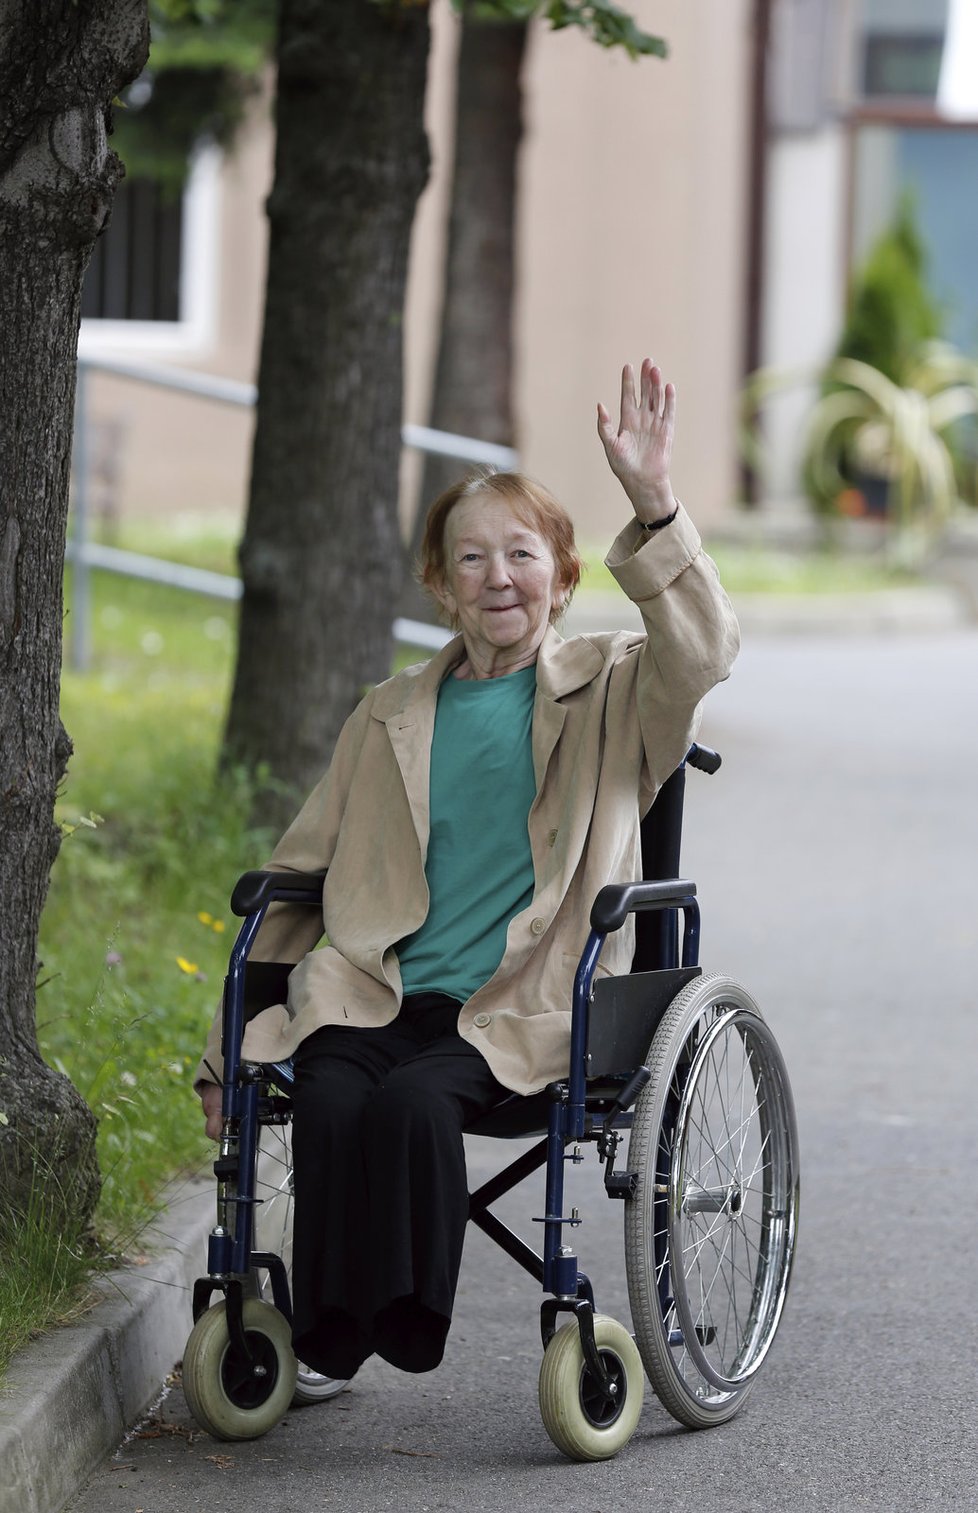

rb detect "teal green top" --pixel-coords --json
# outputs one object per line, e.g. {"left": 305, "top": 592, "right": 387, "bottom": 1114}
{"left": 396, "top": 664, "right": 537, "bottom": 1003}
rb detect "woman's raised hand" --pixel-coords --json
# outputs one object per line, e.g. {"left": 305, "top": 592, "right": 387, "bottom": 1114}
{"left": 597, "top": 358, "right": 678, "bottom": 524}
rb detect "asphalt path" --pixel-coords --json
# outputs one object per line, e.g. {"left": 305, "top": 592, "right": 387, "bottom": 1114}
{"left": 69, "top": 628, "right": 978, "bottom": 1513}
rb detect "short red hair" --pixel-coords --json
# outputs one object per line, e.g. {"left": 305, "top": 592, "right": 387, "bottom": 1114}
{"left": 419, "top": 470, "right": 583, "bottom": 627}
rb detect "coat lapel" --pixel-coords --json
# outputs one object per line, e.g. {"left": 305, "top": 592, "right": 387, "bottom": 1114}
{"left": 372, "top": 635, "right": 464, "bottom": 861}
{"left": 531, "top": 626, "right": 606, "bottom": 788}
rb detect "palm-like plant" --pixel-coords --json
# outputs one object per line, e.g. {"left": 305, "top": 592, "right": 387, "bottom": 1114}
{"left": 801, "top": 343, "right": 978, "bottom": 560}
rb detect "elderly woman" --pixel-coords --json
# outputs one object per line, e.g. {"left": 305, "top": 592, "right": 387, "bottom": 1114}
{"left": 195, "top": 359, "right": 739, "bottom": 1384}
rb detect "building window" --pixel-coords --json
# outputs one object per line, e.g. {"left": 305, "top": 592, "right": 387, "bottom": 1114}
{"left": 82, "top": 177, "right": 183, "bottom": 323}
{"left": 849, "top": 0, "right": 978, "bottom": 353}
{"left": 79, "top": 142, "right": 220, "bottom": 356}
{"left": 862, "top": 32, "right": 944, "bottom": 100}
{"left": 850, "top": 123, "right": 978, "bottom": 351}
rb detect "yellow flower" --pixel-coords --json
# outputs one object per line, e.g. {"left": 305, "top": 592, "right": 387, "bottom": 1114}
{"left": 211, "top": 919, "right": 225, "bottom": 934}
{"left": 176, "top": 957, "right": 200, "bottom": 975}
{"left": 197, "top": 911, "right": 213, "bottom": 926}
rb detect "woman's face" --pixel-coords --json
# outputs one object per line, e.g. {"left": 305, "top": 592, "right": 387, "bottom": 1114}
{"left": 437, "top": 495, "right": 563, "bottom": 670}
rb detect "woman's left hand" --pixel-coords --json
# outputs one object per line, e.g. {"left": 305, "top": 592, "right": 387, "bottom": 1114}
{"left": 597, "top": 358, "right": 678, "bottom": 524}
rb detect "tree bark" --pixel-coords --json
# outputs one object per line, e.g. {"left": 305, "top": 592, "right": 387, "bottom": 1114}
{"left": 402, "top": 15, "right": 527, "bottom": 621}
{"left": 223, "top": 0, "right": 431, "bottom": 825}
{"left": 0, "top": 1, "right": 149, "bottom": 1227}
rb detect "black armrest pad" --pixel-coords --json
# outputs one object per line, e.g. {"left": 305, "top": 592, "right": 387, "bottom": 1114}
{"left": 590, "top": 878, "right": 697, "bottom": 934}
{"left": 231, "top": 869, "right": 327, "bottom": 917}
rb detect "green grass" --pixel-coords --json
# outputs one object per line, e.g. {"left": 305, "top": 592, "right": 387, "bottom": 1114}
{"left": 89, "top": 510, "right": 240, "bottom": 576}
{"left": 704, "top": 541, "right": 918, "bottom": 595}
{"left": 577, "top": 538, "right": 918, "bottom": 597}
{"left": 39, "top": 569, "right": 273, "bottom": 1247}
{"left": 0, "top": 1174, "right": 98, "bottom": 1374}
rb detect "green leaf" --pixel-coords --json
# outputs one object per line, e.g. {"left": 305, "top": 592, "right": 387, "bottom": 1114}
{"left": 449, "top": 0, "right": 667, "bottom": 58}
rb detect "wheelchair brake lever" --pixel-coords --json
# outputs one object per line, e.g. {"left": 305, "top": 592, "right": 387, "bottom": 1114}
{"left": 597, "top": 1066, "right": 651, "bottom": 1197}
{"left": 602, "top": 1066, "right": 651, "bottom": 1130}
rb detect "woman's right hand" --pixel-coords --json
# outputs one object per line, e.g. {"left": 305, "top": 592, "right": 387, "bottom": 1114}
{"left": 199, "top": 1082, "right": 223, "bottom": 1142}
{"left": 597, "top": 358, "right": 678, "bottom": 524}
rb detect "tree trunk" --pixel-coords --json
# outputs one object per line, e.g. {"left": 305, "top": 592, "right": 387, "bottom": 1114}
{"left": 223, "top": 0, "right": 431, "bottom": 826}
{"left": 402, "top": 15, "right": 527, "bottom": 622}
{"left": 0, "top": 1, "right": 149, "bottom": 1227}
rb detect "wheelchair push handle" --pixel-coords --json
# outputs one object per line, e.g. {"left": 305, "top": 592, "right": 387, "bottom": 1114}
{"left": 686, "top": 741, "right": 721, "bottom": 774}
{"left": 589, "top": 878, "right": 697, "bottom": 935}
{"left": 230, "top": 868, "right": 327, "bottom": 917}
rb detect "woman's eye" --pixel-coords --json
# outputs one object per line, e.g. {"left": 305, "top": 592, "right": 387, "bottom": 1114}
{"left": 513, "top": 549, "right": 532, "bottom": 559}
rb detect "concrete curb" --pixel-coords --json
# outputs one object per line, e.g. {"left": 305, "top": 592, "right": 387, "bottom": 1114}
{"left": 0, "top": 1176, "right": 214, "bottom": 1513}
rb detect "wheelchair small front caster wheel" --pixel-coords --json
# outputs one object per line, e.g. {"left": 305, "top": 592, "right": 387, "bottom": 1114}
{"left": 183, "top": 1298, "right": 298, "bottom": 1440}
{"left": 538, "top": 1314, "right": 644, "bottom": 1461}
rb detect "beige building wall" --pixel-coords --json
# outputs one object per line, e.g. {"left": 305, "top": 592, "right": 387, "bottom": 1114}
{"left": 78, "top": 0, "right": 750, "bottom": 547}
{"left": 407, "top": 0, "right": 752, "bottom": 546}
{"left": 518, "top": 0, "right": 751, "bottom": 541}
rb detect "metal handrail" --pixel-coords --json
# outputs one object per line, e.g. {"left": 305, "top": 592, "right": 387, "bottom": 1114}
{"left": 69, "top": 354, "right": 517, "bottom": 667}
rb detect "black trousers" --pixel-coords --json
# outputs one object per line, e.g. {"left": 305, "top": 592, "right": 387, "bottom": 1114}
{"left": 289, "top": 994, "right": 508, "bottom": 1378}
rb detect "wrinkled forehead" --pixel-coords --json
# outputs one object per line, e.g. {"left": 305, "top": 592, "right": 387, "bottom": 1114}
{"left": 444, "top": 491, "right": 552, "bottom": 552}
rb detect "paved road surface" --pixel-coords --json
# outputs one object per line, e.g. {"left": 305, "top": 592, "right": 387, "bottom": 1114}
{"left": 69, "top": 629, "right": 978, "bottom": 1513}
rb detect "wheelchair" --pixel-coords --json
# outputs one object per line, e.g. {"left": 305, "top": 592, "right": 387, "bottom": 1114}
{"left": 183, "top": 742, "right": 799, "bottom": 1461}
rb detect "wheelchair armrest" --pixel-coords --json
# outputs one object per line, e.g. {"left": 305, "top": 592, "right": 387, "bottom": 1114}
{"left": 589, "top": 878, "right": 697, "bottom": 934}
{"left": 230, "top": 868, "right": 327, "bottom": 917}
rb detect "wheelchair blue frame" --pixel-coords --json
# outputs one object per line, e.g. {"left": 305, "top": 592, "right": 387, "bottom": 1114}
{"left": 194, "top": 744, "right": 719, "bottom": 1404}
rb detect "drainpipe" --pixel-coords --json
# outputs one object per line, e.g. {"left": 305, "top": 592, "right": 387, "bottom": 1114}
{"left": 741, "top": 0, "right": 773, "bottom": 505}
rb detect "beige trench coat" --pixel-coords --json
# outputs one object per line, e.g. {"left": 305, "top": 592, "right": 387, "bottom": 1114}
{"left": 195, "top": 507, "right": 740, "bottom": 1096}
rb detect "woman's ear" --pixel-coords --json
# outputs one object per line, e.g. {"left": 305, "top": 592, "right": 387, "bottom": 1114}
{"left": 430, "top": 574, "right": 455, "bottom": 615}
{"left": 427, "top": 572, "right": 458, "bottom": 626}
{"left": 551, "top": 573, "right": 572, "bottom": 619}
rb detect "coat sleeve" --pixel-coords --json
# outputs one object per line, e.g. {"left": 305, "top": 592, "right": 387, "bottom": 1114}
{"left": 193, "top": 692, "right": 375, "bottom": 1088}
{"left": 604, "top": 504, "right": 741, "bottom": 801}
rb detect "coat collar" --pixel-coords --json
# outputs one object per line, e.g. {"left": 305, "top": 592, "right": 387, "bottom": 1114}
{"left": 369, "top": 623, "right": 607, "bottom": 723}
{"left": 534, "top": 625, "right": 607, "bottom": 700}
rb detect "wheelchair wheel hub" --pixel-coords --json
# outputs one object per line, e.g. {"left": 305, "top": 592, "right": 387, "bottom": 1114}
{"left": 579, "top": 1352, "right": 627, "bottom": 1428}
{"left": 222, "top": 1331, "right": 280, "bottom": 1409}
{"left": 682, "top": 1180, "right": 743, "bottom": 1216}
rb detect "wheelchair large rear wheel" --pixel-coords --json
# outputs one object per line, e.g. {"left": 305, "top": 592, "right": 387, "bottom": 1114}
{"left": 254, "top": 1118, "right": 351, "bottom": 1405}
{"left": 624, "top": 974, "right": 799, "bottom": 1429}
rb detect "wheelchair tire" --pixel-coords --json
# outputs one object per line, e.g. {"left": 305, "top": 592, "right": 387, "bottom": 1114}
{"left": 253, "top": 1119, "right": 351, "bottom": 1406}
{"left": 182, "top": 1297, "right": 298, "bottom": 1441}
{"left": 538, "top": 1315, "right": 644, "bottom": 1461}
{"left": 624, "top": 974, "right": 799, "bottom": 1430}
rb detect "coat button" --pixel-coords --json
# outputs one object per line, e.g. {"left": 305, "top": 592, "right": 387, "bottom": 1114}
{"left": 530, "top": 917, "right": 546, "bottom": 936}
{"left": 473, "top": 1011, "right": 492, "bottom": 1028}
{"left": 548, "top": 828, "right": 558, "bottom": 847}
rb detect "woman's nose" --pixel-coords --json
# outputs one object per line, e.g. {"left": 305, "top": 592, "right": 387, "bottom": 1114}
{"left": 486, "top": 554, "right": 513, "bottom": 587}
